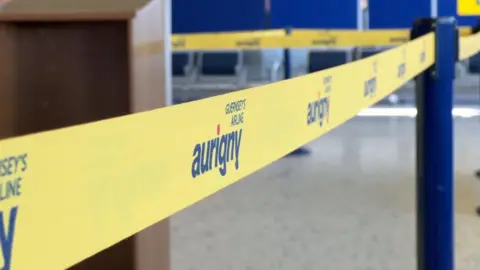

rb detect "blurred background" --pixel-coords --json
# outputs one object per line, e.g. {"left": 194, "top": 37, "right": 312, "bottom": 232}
{"left": 169, "top": 0, "right": 480, "bottom": 269}
{"left": 171, "top": 0, "right": 480, "bottom": 116}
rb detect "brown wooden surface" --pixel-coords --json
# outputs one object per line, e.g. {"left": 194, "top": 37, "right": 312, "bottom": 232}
{"left": 0, "top": 0, "right": 151, "bottom": 14}
{"left": 129, "top": 0, "right": 171, "bottom": 268}
{"left": 130, "top": 0, "right": 167, "bottom": 111}
{"left": 0, "top": 23, "right": 16, "bottom": 138}
{"left": 0, "top": 13, "right": 134, "bottom": 22}
{"left": 0, "top": 0, "right": 171, "bottom": 265}
{"left": 12, "top": 21, "right": 130, "bottom": 135}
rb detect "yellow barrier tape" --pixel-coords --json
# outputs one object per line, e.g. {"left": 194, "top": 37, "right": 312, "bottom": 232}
{"left": 289, "top": 28, "right": 471, "bottom": 48}
{"left": 459, "top": 31, "right": 480, "bottom": 60}
{"left": 289, "top": 29, "right": 410, "bottom": 47}
{"left": 0, "top": 32, "right": 433, "bottom": 269}
{"left": 172, "top": 29, "right": 286, "bottom": 50}
{"left": 171, "top": 29, "right": 286, "bottom": 38}
{"left": 171, "top": 27, "right": 470, "bottom": 50}
{"left": 294, "top": 27, "right": 472, "bottom": 38}
{"left": 459, "top": 26, "right": 473, "bottom": 36}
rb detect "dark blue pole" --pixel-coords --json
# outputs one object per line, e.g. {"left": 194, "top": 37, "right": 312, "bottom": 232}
{"left": 413, "top": 17, "right": 455, "bottom": 270}
{"left": 472, "top": 18, "right": 480, "bottom": 184}
{"left": 283, "top": 27, "right": 292, "bottom": 79}
{"left": 285, "top": 27, "right": 310, "bottom": 156}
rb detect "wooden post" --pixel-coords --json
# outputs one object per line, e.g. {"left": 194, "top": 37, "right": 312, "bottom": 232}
{"left": 0, "top": 0, "right": 171, "bottom": 269}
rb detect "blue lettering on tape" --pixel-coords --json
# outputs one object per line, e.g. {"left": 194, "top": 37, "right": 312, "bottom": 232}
{"left": 0, "top": 153, "right": 27, "bottom": 269}
{"left": 191, "top": 127, "right": 243, "bottom": 178}
{"left": 0, "top": 206, "right": 17, "bottom": 270}
{"left": 364, "top": 77, "right": 377, "bottom": 98}
{"left": 398, "top": 49, "right": 407, "bottom": 78}
{"left": 0, "top": 155, "right": 27, "bottom": 179}
{"left": 192, "top": 100, "right": 246, "bottom": 178}
{"left": 364, "top": 61, "right": 377, "bottom": 98}
{"left": 307, "top": 94, "right": 330, "bottom": 127}
{"left": 0, "top": 178, "right": 22, "bottom": 202}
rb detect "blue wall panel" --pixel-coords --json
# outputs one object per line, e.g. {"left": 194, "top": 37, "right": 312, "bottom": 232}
{"left": 370, "top": 0, "right": 477, "bottom": 28}
{"left": 271, "top": 0, "right": 358, "bottom": 29}
{"left": 369, "top": 0, "right": 430, "bottom": 28}
{"left": 173, "top": 0, "right": 266, "bottom": 33}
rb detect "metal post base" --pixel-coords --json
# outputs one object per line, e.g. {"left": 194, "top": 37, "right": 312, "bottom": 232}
{"left": 286, "top": 147, "right": 311, "bottom": 157}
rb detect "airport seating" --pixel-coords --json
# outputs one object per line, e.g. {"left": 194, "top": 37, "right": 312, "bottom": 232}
{"left": 308, "top": 49, "right": 352, "bottom": 73}
{"left": 195, "top": 50, "right": 247, "bottom": 90}
{"left": 172, "top": 52, "right": 196, "bottom": 89}
{"left": 468, "top": 52, "right": 480, "bottom": 74}
{"left": 246, "top": 60, "right": 282, "bottom": 87}
{"left": 355, "top": 47, "right": 385, "bottom": 60}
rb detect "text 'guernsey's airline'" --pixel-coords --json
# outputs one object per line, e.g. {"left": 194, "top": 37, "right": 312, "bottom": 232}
{"left": 191, "top": 99, "right": 246, "bottom": 178}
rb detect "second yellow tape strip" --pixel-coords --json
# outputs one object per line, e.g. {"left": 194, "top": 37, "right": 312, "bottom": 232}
{"left": 171, "top": 27, "right": 471, "bottom": 50}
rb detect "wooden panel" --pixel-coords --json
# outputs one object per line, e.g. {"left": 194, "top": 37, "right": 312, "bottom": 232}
{"left": 0, "top": 21, "right": 136, "bottom": 269}
{"left": 131, "top": 0, "right": 167, "bottom": 111}
{"left": 0, "top": 0, "right": 172, "bottom": 268}
{"left": 1, "top": 0, "right": 150, "bottom": 14}
{"left": 135, "top": 220, "right": 170, "bottom": 270}
{"left": 11, "top": 21, "right": 130, "bottom": 135}
{"left": 131, "top": 0, "right": 171, "bottom": 270}
{"left": 0, "top": 23, "right": 16, "bottom": 138}
{"left": 70, "top": 237, "right": 136, "bottom": 270}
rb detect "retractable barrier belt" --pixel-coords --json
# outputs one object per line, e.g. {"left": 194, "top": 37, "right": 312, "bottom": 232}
{"left": 171, "top": 29, "right": 286, "bottom": 50}
{"left": 171, "top": 27, "right": 471, "bottom": 50}
{"left": 0, "top": 32, "right": 435, "bottom": 270}
{"left": 2, "top": 25, "right": 480, "bottom": 270}
{"left": 459, "top": 30, "right": 480, "bottom": 60}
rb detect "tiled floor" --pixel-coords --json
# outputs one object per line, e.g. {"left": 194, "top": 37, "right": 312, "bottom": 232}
{"left": 171, "top": 117, "right": 480, "bottom": 270}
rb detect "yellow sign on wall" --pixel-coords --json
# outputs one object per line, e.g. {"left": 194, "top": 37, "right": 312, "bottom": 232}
{"left": 458, "top": 0, "right": 480, "bottom": 15}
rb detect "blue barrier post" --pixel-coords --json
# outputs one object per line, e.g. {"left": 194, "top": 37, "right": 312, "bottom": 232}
{"left": 473, "top": 18, "right": 480, "bottom": 216}
{"left": 413, "top": 17, "right": 455, "bottom": 270}
{"left": 472, "top": 18, "right": 480, "bottom": 184}
{"left": 283, "top": 27, "right": 292, "bottom": 80}
{"left": 284, "top": 27, "right": 311, "bottom": 156}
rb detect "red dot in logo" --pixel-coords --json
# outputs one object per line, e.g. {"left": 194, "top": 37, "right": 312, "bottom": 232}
{"left": 217, "top": 124, "right": 220, "bottom": 135}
